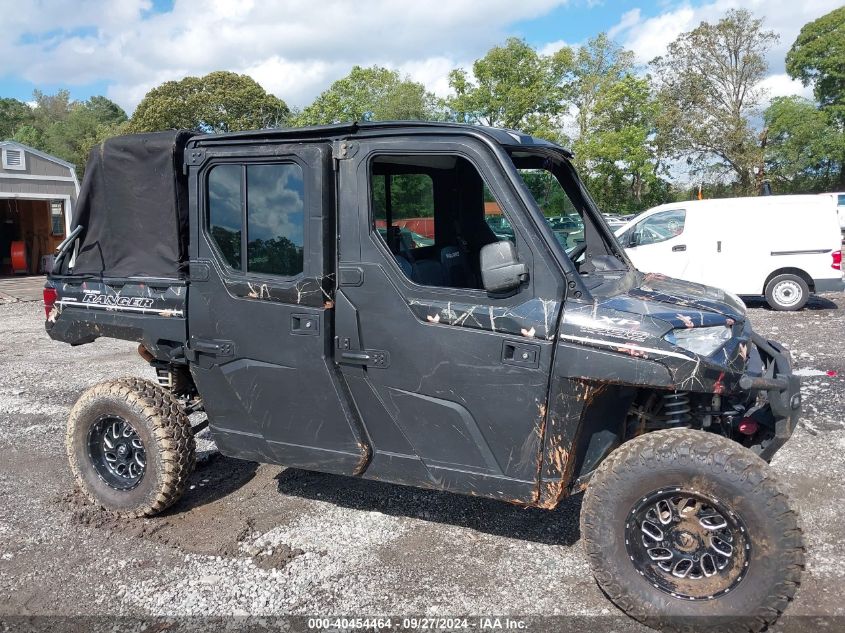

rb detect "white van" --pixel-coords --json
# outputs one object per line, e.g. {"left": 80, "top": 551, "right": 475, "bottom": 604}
{"left": 615, "top": 195, "right": 844, "bottom": 310}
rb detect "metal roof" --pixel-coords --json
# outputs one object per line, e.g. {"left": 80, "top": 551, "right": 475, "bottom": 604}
{"left": 190, "top": 121, "right": 572, "bottom": 156}
{"left": 0, "top": 141, "right": 76, "bottom": 171}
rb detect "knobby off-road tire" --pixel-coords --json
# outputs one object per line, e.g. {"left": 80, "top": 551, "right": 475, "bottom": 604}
{"left": 581, "top": 429, "right": 803, "bottom": 633}
{"left": 67, "top": 377, "right": 196, "bottom": 517}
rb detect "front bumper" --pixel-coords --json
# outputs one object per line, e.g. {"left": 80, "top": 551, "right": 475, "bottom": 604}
{"left": 740, "top": 332, "right": 801, "bottom": 461}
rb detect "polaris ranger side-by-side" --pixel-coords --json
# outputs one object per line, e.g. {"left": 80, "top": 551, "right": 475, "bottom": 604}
{"left": 45, "top": 124, "right": 803, "bottom": 631}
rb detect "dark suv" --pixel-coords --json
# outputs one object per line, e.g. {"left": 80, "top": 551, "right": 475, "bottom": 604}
{"left": 46, "top": 123, "right": 803, "bottom": 631}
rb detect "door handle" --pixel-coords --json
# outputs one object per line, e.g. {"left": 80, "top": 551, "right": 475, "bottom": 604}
{"left": 190, "top": 337, "right": 234, "bottom": 357}
{"left": 341, "top": 351, "right": 371, "bottom": 363}
{"left": 502, "top": 340, "right": 540, "bottom": 368}
{"left": 291, "top": 313, "right": 319, "bottom": 335}
{"left": 338, "top": 349, "right": 390, "bottom": 368}
{"left": 672, "top": 244, "right": 686, "bottom": 252}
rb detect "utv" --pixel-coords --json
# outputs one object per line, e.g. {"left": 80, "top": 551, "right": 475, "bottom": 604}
{"left": 46, "top": 124, "right": 803, "bottom": 631}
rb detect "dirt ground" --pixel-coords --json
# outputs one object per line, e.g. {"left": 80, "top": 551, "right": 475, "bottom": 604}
{"left": 0, "top": 295, "right": 844, "bottom": 631}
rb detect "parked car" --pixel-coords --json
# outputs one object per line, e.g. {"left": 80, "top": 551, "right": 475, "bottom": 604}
{"left": 484, "top": 214, "right": 515, "bottom": 241}
{"left": 616, "top": 195, "right": 844, "bottom": 310}
{"left": 376, "top": 226, "right": 434, "bottom": 248}
{"left": 46, "top": 125, "right": 803, "bottom": 631}
{"left": 602, "top": 213, "right": 628, "bottom": 229}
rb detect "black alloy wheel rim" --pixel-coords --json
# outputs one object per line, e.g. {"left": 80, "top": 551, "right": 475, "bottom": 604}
{"left": 625, "top": 488, "right": 750, "bottom": 600}
{"left": 87, "top": 415, "right": 146, "bottom": 490}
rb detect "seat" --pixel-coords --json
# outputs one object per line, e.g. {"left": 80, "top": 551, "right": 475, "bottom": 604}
{"left": 439, "top": 245, "right": 472, "bottom": 288}
{"left": 413, "top": 259, "right": 445, "bottom": 286}
{"left": 395, "top": 255, "right": 413, "bottom": 278}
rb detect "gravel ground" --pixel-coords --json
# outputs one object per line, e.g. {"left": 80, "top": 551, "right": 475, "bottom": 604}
{"left": 0, "top": 295, "right": 844, "bottom": 631}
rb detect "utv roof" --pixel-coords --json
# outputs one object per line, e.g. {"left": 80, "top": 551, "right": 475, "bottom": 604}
{"left": 190, "top": 121, "right": 573, "bottom": 157}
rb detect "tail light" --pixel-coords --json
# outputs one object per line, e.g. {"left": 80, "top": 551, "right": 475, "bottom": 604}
{"left": 43, "top": 286, "right": 57, "bottom": 318}
{"left": 833, "top": 251, "right": 842, "bottom": 270}
{"left": 738, "top": 418, "right": 759, "bottom": 436}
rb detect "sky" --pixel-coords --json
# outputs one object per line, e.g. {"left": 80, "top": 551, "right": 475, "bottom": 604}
{"left": 0, "top": 0, "right": 840, "bottom": 115}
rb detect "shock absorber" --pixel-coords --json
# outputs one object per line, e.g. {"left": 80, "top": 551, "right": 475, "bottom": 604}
{"left": 663, "top": 391, "right": 691, "bottom": 426}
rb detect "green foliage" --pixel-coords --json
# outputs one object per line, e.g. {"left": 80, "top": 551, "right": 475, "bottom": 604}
{"left": 447, "top": 37, "right": 573, "bottom": 138}
{"left": 519, "top": 170, "right": 573, "bottom": 216}
{"left": 295, "top": 66, "right": 440, "bottom": 126}
{"left": 570, "top": 37, "right": 670, "bottom": 213}
{"left": 786, "top": 7, "right": 845, "bottom": 122}
{"left": 7, "top": 90, "right": 128, "bottom": 174}
{"left": 571, "top": 34, "right": 635, "bottom": 144}
{"left": 372, "top": 173, "right": 435, "bottom": 219}
{"left": 764, "top": 96, "right": 844, "bottom": 191}
{"left": 0, "top": 98, "right": 33, "bottom": 140}
{"left": 129, "top": 71, "right": 289, "bottom": 133}
{"left": 652, "top": 9, "right": 778, "bottom": 194}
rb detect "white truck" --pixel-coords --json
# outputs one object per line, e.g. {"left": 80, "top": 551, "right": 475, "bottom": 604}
{"left": 616, "top": 194, "right": 844, "bottom": 310}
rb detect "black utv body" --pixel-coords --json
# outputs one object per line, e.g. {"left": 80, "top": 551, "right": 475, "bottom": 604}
{"left": 46, "top": 124, "right": 804, "bottom": 631}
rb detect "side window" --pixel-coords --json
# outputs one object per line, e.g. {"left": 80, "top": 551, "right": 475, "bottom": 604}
{"left": 633, "top": 210, "right": 686, "bottom": 246}
{"left": 369, "top": 155, "right": 511, "bottom": 291}
{"left": 50, "top": 200, "right": 65, "bottom": 236}
{"left": 247, "top": 164, "right": 305, "bottom": 276}
{"left": 208, "top": 164, "right": 243, "bottom": 270}
{"left": 482, "top": 189, "right": 514, "bottom": 243}
{"left": 509, "top": 170, "right": 583, "bottom": 252}
{"left": 207, "top": 162, "right": 305, "bottom": 277}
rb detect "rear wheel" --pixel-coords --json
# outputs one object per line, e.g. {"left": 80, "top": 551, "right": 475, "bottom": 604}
{"left": 581, "top": 429, "right": 803, "bottom": 632}
{"left": 67, "top": 377, "right": 195, "bottom": 517}
{"left": 765, "top": 273, "right": 809, "bottom": 311}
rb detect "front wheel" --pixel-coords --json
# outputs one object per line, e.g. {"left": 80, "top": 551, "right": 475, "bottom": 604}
{"left": 66, "top": 377, "right": 195, "bottom": 517}
{"left": 581, "top": 429, "right": 803, "bottom": 632}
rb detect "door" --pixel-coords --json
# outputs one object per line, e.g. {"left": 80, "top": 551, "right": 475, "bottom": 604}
{"left": 623, "top": 208, "right": 690, "bottom": 279}
{"left": 187, "top": 143, "right": 367, "bottom": 474}
{"left": 333, "top": 138, "right": 565, "bottom": 503}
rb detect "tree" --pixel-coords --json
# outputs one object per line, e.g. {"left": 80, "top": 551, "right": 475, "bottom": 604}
{"left": 571, "top": 34, "right": 635, "bottom": 146}
{"left": 577, "top": 75, "right": 669, "bottom": 213}
{"left": 564, "top": 34, "right": 668, "bottom": 213}
{"left": 763, "top": 96, "right": 843, "bottom": 192}
{"left": 651, "top": 9, "right": 778, "bottom": 194}
{"left": 9, "top": 90, "right": 128, "bottom": 174}
{"left": 786, "top": 7, "right": 845, "bottom": 121}
{"left": 0, "top": 98, "right": 33, "bottom": 140}
{"left": 447, "top": 38, "right": 574, "bottom": 138}
{"left": 295, "top": 66, "right": 440, "bottom": 126}
{"left": 130, "top": 71, "right": 289, "bottom": 133}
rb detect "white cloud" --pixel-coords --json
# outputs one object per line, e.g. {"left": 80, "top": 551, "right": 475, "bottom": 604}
{"left": 538, "top": 39, "right": 572, "bottom": 56}
{"left": 608, "top": 0, "right": 843, "bottom": 78}
{"left": 757, "top": 73, "right": 813, "bottom": 101}
{"left": 0, "top": 0, "right": 570, "bottom": 112}
{"left": 607, "top": 8, "right": 640, "bottom": 40}
{"left": 395, "top": 57, "right": 468, "bottom": 98}
{"left": 3, "top": 0, "right": 836, "bottom": 116}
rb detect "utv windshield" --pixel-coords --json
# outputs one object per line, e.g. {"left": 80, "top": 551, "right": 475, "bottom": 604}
{"left": 506, "top": 150, "right": 632, "bottom": 281}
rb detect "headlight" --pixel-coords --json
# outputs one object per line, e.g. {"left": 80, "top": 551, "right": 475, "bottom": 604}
{"left": 724, "top": 290, "right": 747, "bottom": 315}
{"left": 664, "top": 325, "right": 732, "bottom": 356}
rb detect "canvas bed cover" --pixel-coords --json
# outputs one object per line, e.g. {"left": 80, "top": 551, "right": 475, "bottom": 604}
{"left": 61, "top": 130, "right": 194, "bottom": 279}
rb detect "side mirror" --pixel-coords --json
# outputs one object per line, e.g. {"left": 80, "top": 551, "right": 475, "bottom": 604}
{"left": 480, "top": 241, "right": 528, "bottom": 293}
{"left": 628, "top": 231, "right": 640, "bottom": 247}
